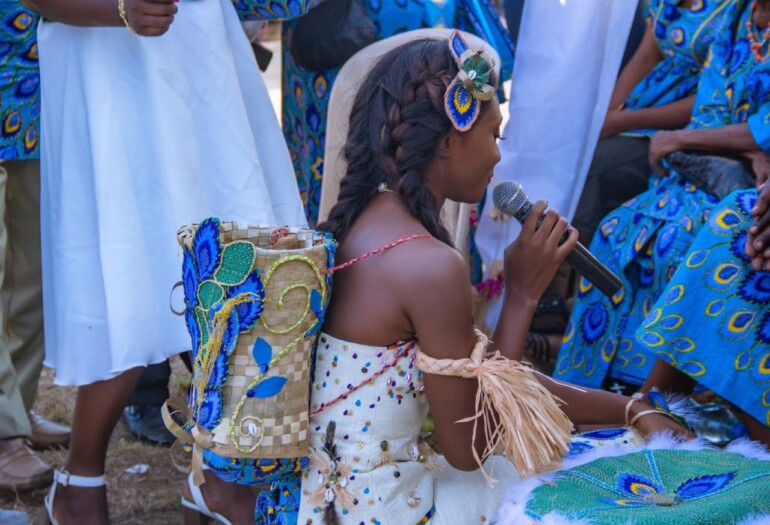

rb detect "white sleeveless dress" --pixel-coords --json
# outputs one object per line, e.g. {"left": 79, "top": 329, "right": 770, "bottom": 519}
{"left": 37, "top": 0, "right": 306, "bottom": 386}
{"left": 299, "top": 333, "right": 644, "bottom": 524}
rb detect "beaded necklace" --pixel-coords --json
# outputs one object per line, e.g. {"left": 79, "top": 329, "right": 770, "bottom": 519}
{"left": 747, "top": 0, "right": 770, "bottom": 61}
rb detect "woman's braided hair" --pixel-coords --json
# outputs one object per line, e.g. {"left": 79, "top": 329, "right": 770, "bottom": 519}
{"left": 318, "top": 38, "right": 497, "bottom": 245}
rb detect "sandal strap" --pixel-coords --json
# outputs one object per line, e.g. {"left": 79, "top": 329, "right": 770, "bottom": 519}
{"left": 53, "top": 469, "right": 106, "bottom": 488}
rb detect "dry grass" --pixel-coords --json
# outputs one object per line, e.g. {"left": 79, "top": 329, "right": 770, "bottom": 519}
{"left": 0, "top": 357, "right": 192, "bottom": 524}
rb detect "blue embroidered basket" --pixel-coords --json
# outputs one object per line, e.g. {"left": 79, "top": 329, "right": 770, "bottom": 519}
{"left": 173, "top": 219, "right": 335, "bottom": 464}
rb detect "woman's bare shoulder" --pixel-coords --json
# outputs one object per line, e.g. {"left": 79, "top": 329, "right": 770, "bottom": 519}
{"left": 387, "top": 236, "right": 469, "bottom": 288}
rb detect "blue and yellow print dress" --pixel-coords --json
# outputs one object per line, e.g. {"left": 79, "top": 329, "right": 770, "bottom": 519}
{"left": 638, "top": 189, "right": 770, "bottom": 430}
{"left": 555, "top": 0, "right": 770, "bottom": 390}
{"left": 281, "top": 0, "right": 514, "bottom": 223}
{"left": 0, "top": 1, "right": 39, "bottom": 160}
{"left": 624, "top": 0, "right": 732, "bottom": 136}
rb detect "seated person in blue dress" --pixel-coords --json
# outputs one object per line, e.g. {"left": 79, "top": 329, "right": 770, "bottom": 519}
{"left": 634, "top": 182, "right": 770, "bottom": 446}
{"left": 554, "top": 0, "right": 770, "bottom": 395}
{"left": 572, "top": 0, "right": 732, "bottom": 245}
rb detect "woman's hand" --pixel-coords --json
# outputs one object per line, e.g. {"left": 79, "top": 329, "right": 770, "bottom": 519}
{"left": 502, "top": 201, "right": 578, "bottom": 303}
{"left": 744, "top": 151, "right": 770, "bottom": 187}
{"left": 600, "top": 110, "right": 627, "bottom": 140}
{"left": 124, "top": 0, "right": 177, "bottom": 36}
{"left": 630, "top": 401, "right": 694, "bottom": 439}
{"left": 649, "top": 130, "right": 685, "bottom": 176}
{"left": 747, "top": 182, "right": 770, "bottom": 269}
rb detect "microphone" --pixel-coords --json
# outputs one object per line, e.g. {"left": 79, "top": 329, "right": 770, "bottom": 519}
{"left": 492, "top": 181, "right": 623, "bottom": 298}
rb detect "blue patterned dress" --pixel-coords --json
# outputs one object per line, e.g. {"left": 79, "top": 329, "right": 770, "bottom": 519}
{"left": 281, "top": 0, "right": 514, "bottom": 223}
{"left": 555, "top": 0, "right": 770, "bottom": 390}
{"left": 0, "top": 2, "right": 39, "bottom": 160}
{"left": 623, "top": 0, "right": 732, "bottom": 137}
{"left": 637, "top": 189, "right": 770, "bottom": 429}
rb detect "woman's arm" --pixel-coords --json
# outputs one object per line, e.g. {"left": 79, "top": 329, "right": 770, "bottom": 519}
{"left": 649, "top": 123, "right": 761, "bottom": 175}
{"left": 406, "top": 203, "right": 572, "bottom": 471}
{"left": 607, "top": 25, "right": 663, "bottom": 111}
{"left": 601, "top": 95, "right": 695, "bottom": 139}
{"left": 22, "top": 0, "right": 175, "bottom": 36}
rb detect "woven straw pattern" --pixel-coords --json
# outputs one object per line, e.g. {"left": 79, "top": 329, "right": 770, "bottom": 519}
{"left": 178, "top": 221, "right": 333, "bottom": 460}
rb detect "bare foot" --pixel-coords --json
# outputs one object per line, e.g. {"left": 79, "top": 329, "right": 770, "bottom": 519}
{"left": 182, "top": 469, "right": 256, "bottom": 525}
{"left": 48, "top": 483, "right": 109, "bottom": 525}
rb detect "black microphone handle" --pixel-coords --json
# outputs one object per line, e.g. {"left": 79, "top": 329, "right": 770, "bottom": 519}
{"left": 565, "top": 241, "right": 623, "bottom": 298}
{"left": 515, "top": 202, "right": 622, "bottom": 298}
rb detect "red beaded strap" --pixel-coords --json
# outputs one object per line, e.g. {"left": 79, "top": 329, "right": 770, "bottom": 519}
{"left": 325, "top": 234, "right": 431, "bottom": 274}
{"left": 309, "top": 341, "right": 417, "bottom": 417}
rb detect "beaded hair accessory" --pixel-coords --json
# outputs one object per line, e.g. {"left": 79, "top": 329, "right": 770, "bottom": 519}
{"left": 444, "top": 30, "right": 497, "bottom": 132}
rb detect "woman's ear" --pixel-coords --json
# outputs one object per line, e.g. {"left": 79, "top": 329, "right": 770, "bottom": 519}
{"left": 437, "top": 132, "right": 454, "bottom": 159}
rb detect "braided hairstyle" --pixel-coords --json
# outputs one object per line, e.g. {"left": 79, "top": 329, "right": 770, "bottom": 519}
{"left": 318, "top": 38, "right": 498, "bottom": 245}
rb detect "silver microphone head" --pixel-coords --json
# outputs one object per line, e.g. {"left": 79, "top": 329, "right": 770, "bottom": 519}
{"left": 492, "top": 181, "right": 531, "bottom": 221}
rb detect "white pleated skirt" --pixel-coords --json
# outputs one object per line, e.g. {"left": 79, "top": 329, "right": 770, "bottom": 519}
{"left": 38, "top": 0, "right": 306, "bottom": 386}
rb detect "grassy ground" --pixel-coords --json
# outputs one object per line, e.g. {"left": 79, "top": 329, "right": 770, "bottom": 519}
{"left": 0, "top": 357, "right": 192, "bottom": 524}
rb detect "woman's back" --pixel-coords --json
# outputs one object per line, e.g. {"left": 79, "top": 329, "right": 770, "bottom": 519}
{"left": 322, "top": 194, "right": 466, "bottom": 347}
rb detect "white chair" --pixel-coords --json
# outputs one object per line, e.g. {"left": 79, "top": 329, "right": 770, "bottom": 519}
{"left": 318, "top": 28, "right": 502, "bottom": 263}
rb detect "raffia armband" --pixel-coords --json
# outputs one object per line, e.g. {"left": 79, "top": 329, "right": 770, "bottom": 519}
{"left": 414, "top": 329, "right": 573, "bottom": 482}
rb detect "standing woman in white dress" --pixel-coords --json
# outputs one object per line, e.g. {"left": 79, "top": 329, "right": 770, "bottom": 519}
{"left": 19, "top": 0, "right": 307, "bottom": 522}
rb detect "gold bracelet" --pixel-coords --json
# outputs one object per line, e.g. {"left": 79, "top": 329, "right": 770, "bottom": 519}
{"left": 118, "top": 0, "right": 138, "bottom": 35}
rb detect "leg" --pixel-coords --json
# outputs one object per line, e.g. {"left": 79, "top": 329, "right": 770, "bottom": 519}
{"left": 2, "top": 160, "right": 68, "bottom": 450}
{"left": 0, "top": 162, "right": 52, "bottom": 493}
{"left": 4, "top": 160, "right": 45, "bottom": 411}
{"left": 638, "top": 358, "right": 697, "bottom": 396}
{"left": 49, "top": 367, "right": 143, "bottom": 525}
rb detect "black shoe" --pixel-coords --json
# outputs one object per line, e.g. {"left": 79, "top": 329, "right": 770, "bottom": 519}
{"left": 123, "top": 404, "right": 175, "bottom": 446}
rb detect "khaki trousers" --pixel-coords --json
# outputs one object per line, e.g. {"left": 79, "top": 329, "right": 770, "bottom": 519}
{"left": 0, "top": 160, "right": 43, "bottom": 439}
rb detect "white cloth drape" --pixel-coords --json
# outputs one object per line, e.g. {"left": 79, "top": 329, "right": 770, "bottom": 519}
{"left": 475, "top": 0, "right": 638, "bottom": 329}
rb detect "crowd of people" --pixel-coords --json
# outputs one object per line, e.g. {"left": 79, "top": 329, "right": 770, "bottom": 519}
{"left": 0, "top": 0, "right": 769, "bottom": 523}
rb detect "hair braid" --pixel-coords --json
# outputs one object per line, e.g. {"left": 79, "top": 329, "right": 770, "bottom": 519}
{"left": 318, "top": 38, "right": 495, "bottom": 245}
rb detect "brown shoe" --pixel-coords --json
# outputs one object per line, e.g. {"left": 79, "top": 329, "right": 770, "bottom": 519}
{"left": 0, "top": 437, "right": 53, "bottom": 492}
{"left": 27, "top": 411, "right": 70, "bottom": 450}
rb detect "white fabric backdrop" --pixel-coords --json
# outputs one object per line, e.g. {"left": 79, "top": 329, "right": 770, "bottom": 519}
{"left": 475, "top": 0, "right": 639, "bottom": 329}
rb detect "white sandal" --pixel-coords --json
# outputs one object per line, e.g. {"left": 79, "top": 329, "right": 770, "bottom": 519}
{"left": 181, "top": 468, "right": 233, "bottom": 525}
{"left": 44, "top": 469, "right": 106, "bottom": 525}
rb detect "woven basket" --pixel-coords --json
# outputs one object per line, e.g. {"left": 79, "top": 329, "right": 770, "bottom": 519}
{"left": 173, "top": 219, "right": 335, "bottom": 463}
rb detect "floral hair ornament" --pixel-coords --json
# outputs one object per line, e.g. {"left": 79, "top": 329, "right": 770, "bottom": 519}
{"left": 444, "top": 30, "right": 497, "bottom": 132}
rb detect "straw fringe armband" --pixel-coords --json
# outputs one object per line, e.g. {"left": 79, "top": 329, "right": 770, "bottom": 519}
{"left": 413, "top": 329, "right": 573, "bottom": 482}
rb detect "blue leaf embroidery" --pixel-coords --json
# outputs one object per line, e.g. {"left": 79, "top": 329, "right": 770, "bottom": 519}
{"left": 252, "top": 337, "right": 272, "bottom": 373}
{"left": 182, "top": 248, "right": 198, "bottom": 309}
{"left": 675, "top": 472, "right": 735, "bottom": 499}
{"left": 221, "top": 310, "right": 239, "bottom": 357}
{"left": 248, "top": 376, "right": 287, "bottom": 399}
{"left": 227, "top": 270, "right": 265, "bottom": 331}
{"left": 193, "top": 218, "right": 222, "bottom": 281}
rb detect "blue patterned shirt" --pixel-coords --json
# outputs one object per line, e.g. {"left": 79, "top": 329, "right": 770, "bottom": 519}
{"left": 0, "top": 2, "right": 39, "bottom": 160}
{"left": 623, "top": 0, "right": 733, "bottom": 136}
{"left": 688, "top": 0, "right": 770, "bottom": 151}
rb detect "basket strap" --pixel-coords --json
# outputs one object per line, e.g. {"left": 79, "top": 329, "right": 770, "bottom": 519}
{"left": 161, "top": 400, "right": 216, "bottom": 487}
{"left": 325, "top": 234, "right": 431, "bottom": 274}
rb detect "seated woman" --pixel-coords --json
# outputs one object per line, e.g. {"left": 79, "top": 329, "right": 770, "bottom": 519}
{"left": 526, "top": 0, "right": 732, "bottom": 373}
{"left": 291, "top": 33, "right": 685, "bottom": 524}
{"left": 554, "top": 0, "right": 770, "bottom": 394}
{"left": 635, "top": 183, "right": 770, "bottom": 446}
{"left": 572, "top": 0, "right": 732, "bottom": 245}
